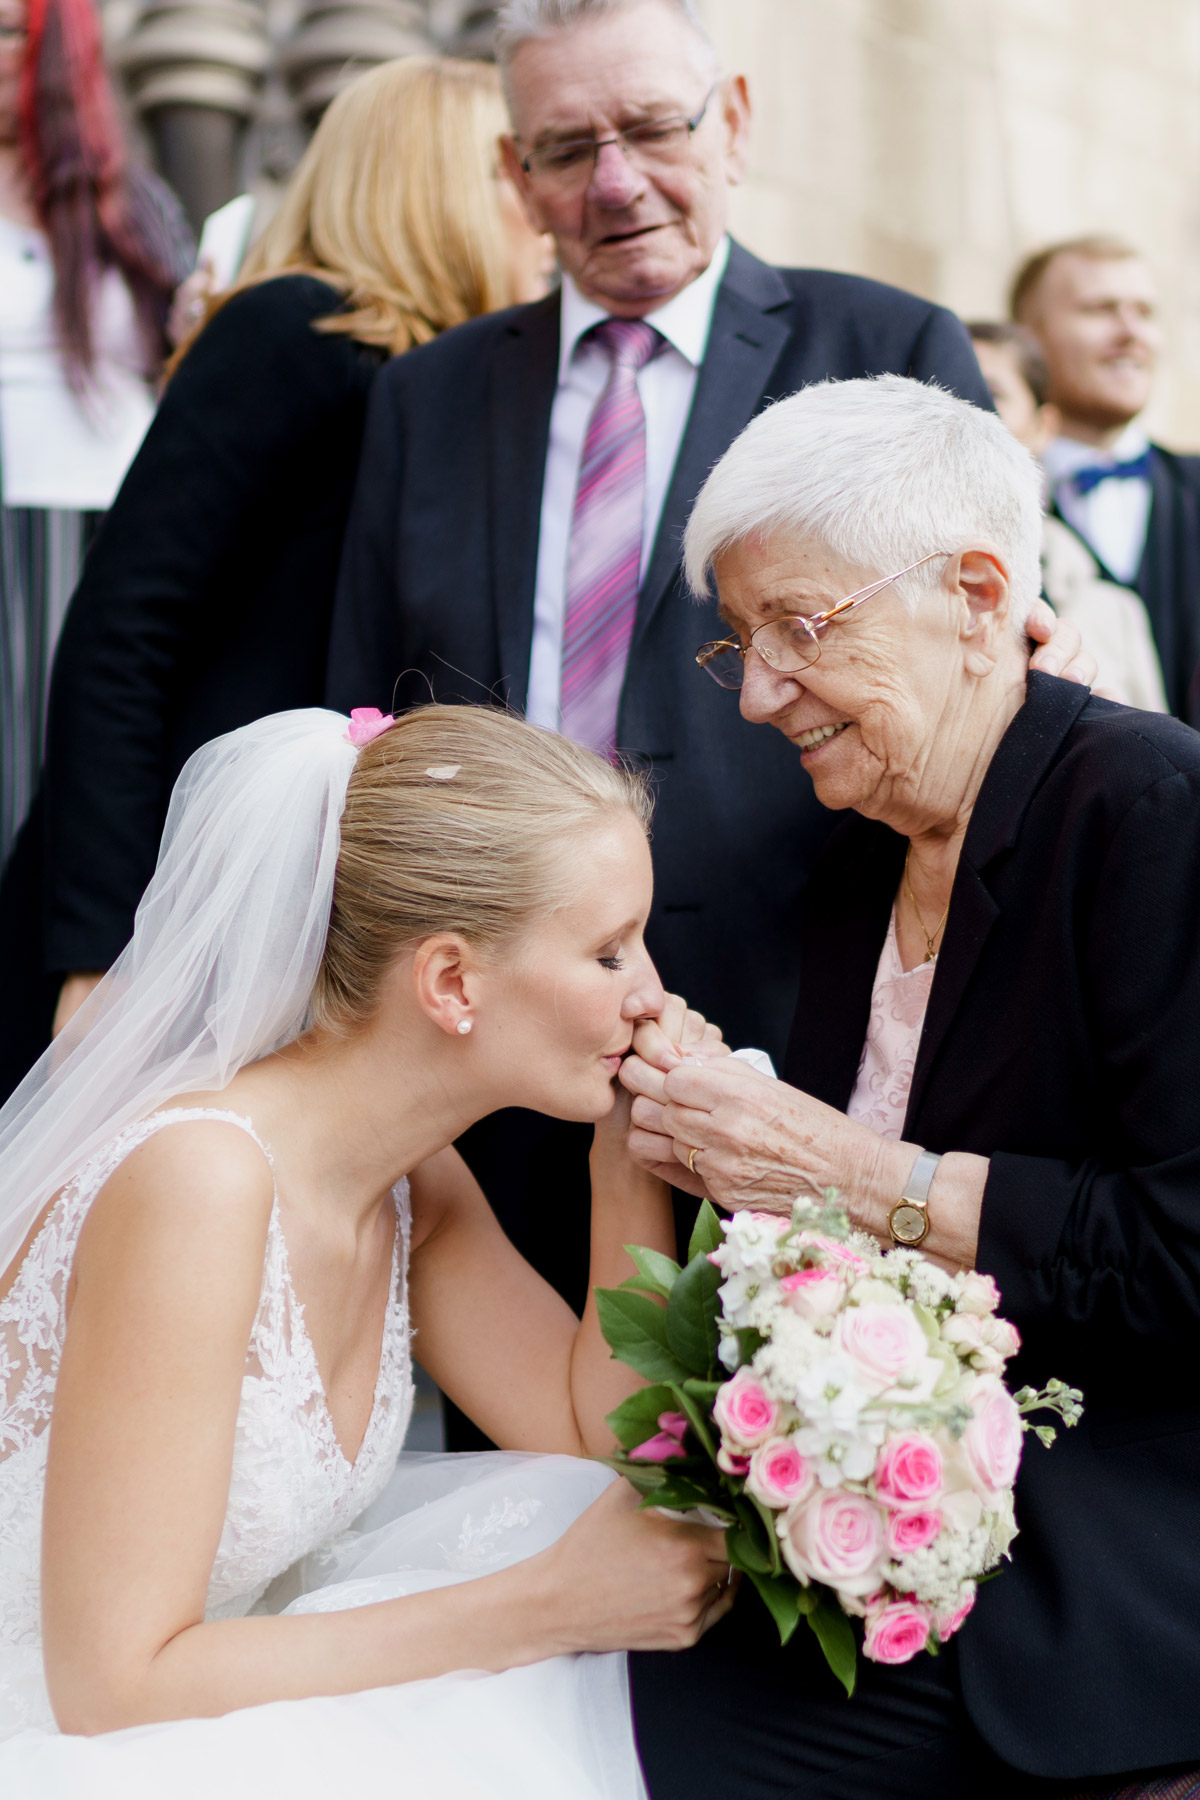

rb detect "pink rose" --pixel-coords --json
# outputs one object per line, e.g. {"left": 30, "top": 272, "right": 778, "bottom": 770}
{"left": 941, "top": 1313, "right": 1021, "bottom": 1373}
{"left": 713, "top": 1369, "right": 779, "bottom": 1450}
{"left": 885, "top": 1508, "right": 943, "bottom": 1556}
{"left": 780, "top": 1267, "right": 845, "bottom": 1322}
{"left": 779, "top": 1488, "right": 887, "bottom": 1596}
{"left": 863, "top": 1600, "right": 932, "bottom": 1664}
{"left": 746, "top": 1437, "right": 815, "bottom": 1508}
{"left": 933, "top": 1587, "right": 976, "bottom": 1641}
{"left": 628, "top": 1412, "right": 689, "bottom": 1462}
{"left": 961, "top": 1377, "right": 1023, "bottom": 1498}
{"left": 717, "top": 1444, "right": 751, "bottom": 1476}
{"left": 799, "top": 1234, "right": 870, "bottom": 1276}
{"left": 838, "top": 1304, "right": 928, "bottom": 1390}
{"left": 957, "top": 1271, "right": 1001, "bottom": 1315}
{"left": 874, "top": 1433, "right": 943, "bottom": 1509}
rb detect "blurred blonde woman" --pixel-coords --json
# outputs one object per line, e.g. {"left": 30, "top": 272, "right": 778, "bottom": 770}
{"left": 0, "top": 56, "right": 553, "bottom": 1091}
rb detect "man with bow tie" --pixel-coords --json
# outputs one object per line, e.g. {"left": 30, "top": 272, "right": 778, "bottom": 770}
{"left": 1012, "top": 235, "right": 1200, "bottom": 722}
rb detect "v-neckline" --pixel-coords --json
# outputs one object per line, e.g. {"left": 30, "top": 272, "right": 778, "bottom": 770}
{"left": 270, "top": 1195, "right": 402, "bottom": 1473}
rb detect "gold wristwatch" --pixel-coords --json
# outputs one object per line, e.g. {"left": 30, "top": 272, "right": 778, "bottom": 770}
{"left": 888, "top": 1148, "right": 942, "bottom": 1246}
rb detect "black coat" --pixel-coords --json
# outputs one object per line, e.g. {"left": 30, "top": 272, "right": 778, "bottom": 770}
{"left": 326, "top": 240, "right": 992, "bottom": 1066}
{"left": 44, "top": 273, "right": 384, "bottom": 977}
{"left": 784, "top": 672, "right": 1200, "bottom": 1777}
{"left": 0, "top": 276, "right": 382, "bottom": 1101}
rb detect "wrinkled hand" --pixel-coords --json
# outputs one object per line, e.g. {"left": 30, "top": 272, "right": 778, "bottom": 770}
{"left": 620, "top": 1054, "right": 883, "bottom": 1214}
{"left": 619, "top": 996, "right": 730, "bottom": 1193}
{"left": 1027, "top": 599, "right": 1098, "bottom": 689}
{"left": 593, "top": 994, "right": 725, "bottom": 1169}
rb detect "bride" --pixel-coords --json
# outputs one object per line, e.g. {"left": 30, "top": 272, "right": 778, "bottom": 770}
{"left": 0, "top": 702, "right": 734, "bottom": 1795}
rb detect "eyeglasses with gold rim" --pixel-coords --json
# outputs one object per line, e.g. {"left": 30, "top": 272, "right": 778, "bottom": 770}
{"left": 695, "top": 551, "right": 953, "bottom": 691}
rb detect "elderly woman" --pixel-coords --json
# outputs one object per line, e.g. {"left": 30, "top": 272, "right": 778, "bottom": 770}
{"left": 623, "top": 376, "right": 1200, "bottom": 1800}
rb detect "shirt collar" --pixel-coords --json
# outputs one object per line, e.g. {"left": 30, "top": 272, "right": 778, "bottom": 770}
{"left": 1042, "top": 419, "right": 1151, "bottom": 483}
{"left": 557, "top": 235, "right": 731, "bottom": 382}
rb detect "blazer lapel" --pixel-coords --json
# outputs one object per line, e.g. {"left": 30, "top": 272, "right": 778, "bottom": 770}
{"left": 904, "top": 674, "right": 1090, "bottom": 1133}
{"left": 489, "top": 297, "right": 560, "bottom": 711}
{"left": 633, "top": 244, "right": 794, "bottom": 646}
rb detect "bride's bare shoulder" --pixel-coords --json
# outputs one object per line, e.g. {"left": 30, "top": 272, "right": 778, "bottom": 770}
{"left": 72, "top": 1111, "right": 275, "bottom": 1306}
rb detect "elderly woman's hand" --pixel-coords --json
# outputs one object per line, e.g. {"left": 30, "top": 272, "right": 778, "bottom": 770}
{"left": 620, "top": 1054, "right": 884, "bottom": 1213}
{"left": 1027, "top": 599, "right": 1098, "bottom": 688}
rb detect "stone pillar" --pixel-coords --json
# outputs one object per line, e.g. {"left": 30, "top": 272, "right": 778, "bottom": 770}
{"left": 279, "top": 0, "right": 431, "bottom": 126}
{"left": 113, "top": 0, "right": 272, "bottom": 230}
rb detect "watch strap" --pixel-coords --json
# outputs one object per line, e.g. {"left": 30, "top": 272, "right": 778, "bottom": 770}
{"left": 901, "top": 1148, "right": 941, "bottom": 1206}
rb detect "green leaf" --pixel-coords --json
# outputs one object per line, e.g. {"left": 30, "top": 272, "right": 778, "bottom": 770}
{"left": 741, "top": 1492, "right": 783, "bottom": 1576}
{"left": 682, "top": 1378, "right": 722, "bottom": 1402}
{"left": 807, "top": 1593, "right": 858, "bottom": 1697}
{"left": 666, "top": 1381, "right": 719, "bottom": 1462}
{"left": 748, "top": 1571, "right": 803, "bottom": 1645}
{"left": 623, "top": 1244, "right": 682, "bottom": 1298}
{"left": 605, "top": 1383, "right": 677, "bottom": 1452}
{"left": 666, "top": 1251, "right": 722, "bottom": 1377}
{"left": 596, "top": 1288, "right": 691, "bottom": 1384}
{"left": 726, "top": 1520, "right": 772, "bottom": 1575}
{"left": 649, "top": 1477, "right": 729, "bottom": 1512}
{"left": 687, "top": 1199, "right": 724, "bottom": 1263}
{"left": 732, "top": 1326, "right": 767, "bottom": 1367}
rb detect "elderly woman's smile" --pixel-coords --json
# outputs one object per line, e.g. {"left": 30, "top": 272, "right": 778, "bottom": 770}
{"left": 712, "top": 530, "right": 1029, "bottom": 835}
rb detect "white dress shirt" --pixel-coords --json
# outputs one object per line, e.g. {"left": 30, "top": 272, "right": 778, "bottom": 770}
{"left": 526, "top": 236, "right": 731, "bottom": 732}
{"left": 1042, "top": 421, "right": 1153, "bottom": 588}
{"left": 0, "top": 215, "right": 155, "bottom": 511}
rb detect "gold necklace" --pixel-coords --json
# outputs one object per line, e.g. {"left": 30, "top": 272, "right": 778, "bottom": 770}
{"left": 903, "top": 844, "right": 950, "bottom": 963}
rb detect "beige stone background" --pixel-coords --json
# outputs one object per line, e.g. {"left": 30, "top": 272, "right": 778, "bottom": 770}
{"left": 700, "top": 0, "right": 1200, "bottom": 447}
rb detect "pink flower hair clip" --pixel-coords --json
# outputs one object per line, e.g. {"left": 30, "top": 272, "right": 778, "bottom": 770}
{"left": 344, "top": 707, "right": 396, "bottom": 747}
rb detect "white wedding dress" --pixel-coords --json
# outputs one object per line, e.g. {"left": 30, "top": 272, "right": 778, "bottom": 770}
{"left": 0, "top": 1108, "right": 646, "bottom": 1798}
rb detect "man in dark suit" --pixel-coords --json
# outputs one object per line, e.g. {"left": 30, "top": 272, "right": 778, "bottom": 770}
{"left": 325, "top": 0, "right": 1087, "bottom": 1346}
{"left": 1012, "top": 234, "right": 1200, "bottom": 722}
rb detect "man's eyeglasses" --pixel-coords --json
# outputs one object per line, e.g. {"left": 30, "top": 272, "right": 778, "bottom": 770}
{"left": 517, "top": 85, "right": 719, "bottom": 192}
{"left": 695, "top": 552, "right": 952, "bottom": 690}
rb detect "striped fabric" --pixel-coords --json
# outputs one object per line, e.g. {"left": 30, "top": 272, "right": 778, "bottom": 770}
{"left": 0, "top": 505, "right": 99, "bottom": 867}
{"left": 559, "top": 318, "right": 662, "bottom": 758}
{"left": 1065, "top": 1773, "right": 1200, "bottom": 1799}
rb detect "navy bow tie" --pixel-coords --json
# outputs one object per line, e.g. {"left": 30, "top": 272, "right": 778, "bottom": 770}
{"left": 1070, "top": 450, "right": 1153, "bottom": 496}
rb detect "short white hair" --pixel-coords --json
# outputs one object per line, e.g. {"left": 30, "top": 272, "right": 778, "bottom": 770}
{"left": 682, "top": 375, "right": 1044, "bottom": 634}
{"left": 494, "top": 0, "right": 718, "bottom": 81}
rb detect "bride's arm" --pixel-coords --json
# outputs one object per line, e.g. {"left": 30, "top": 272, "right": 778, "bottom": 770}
{"left": 43, "top": 1121, "right": 731, "bottom": 1734}
{"left": 408, "top": 998, "right": 723, "bottom": 1459}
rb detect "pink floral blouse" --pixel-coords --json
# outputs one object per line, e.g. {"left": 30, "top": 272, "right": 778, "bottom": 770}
{"left": 846, "top": 908, "right": 936, "bottom": 1140}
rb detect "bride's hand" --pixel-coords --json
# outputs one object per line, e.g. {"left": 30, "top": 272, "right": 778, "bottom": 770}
{"left": 538, "top": 1480, "right": 735, "bottom": 1653}
{"left": 616, "top": 995, "right": 727, "bottom": 1195}
{"left": 634, "top": 991, "right": 727, "bottom": 1076}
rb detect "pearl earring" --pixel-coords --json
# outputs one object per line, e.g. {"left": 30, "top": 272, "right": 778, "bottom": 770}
{"left": 456, "top": 1019, "right": 473, "bottom": 1035}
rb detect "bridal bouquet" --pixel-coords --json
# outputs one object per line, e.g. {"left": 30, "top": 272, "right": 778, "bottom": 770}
{"left": 597, "top": 1194, "right": 1081, "bottom": 1695}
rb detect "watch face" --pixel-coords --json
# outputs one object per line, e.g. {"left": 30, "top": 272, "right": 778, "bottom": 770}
{"left": 890, "top": 1203, "right": 928, "bottom": 1245}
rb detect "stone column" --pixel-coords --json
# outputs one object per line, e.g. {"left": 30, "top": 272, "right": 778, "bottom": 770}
{"left": 113, "top": 0, "right": 272, "bottom": 230}
{"left": 279, "top": 0, "right": 431, "bottom": 126}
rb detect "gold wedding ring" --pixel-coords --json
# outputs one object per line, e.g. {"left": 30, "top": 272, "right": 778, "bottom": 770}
{"left": 687, "top": 1146, "right": 700, "bottom": 1176}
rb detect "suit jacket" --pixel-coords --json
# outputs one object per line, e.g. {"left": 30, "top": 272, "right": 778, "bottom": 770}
{"left": 1053, "top": 443, "right": 1200, "bottom": 724}
{"left": 326, "top": 240, "right": 992, "bottom": 1065}
{"left": 785, "top": 672, "right": 1200, "bottom": 1777}
{"left": 40, "top": 275, "right": 385, "bottom": 979}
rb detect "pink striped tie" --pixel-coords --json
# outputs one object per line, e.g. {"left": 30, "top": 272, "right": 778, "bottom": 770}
{"left": 560, "top": 318, "right": 663, "bottom": 757}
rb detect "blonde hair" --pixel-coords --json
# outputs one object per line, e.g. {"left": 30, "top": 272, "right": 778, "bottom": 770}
{"left": 175, "top": 57, "right": 521, "bottom": 368}
{"left": 314, "top": 707, "right": 652, "bottom": 1031}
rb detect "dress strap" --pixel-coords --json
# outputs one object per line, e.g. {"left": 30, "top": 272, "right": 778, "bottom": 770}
{"left": 122, "top": 1107, "right": 276, "bottom": 1174}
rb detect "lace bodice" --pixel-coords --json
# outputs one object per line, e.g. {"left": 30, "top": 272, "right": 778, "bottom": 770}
{"left": 0, "top": 1109, "right": 413, "bottom": 1648}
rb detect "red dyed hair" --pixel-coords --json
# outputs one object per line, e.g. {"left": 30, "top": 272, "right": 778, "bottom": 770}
{"left": 18, "top": 0, "right": 179, "bottom": 386}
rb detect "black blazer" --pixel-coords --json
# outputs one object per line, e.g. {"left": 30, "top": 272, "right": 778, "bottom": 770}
{"left": 41, "top": 274, "right": 385, "bottom": 977}
{"left": 1053, "top": 443, "right": 1200, "bottom": 724}
{"left": 784, "top": 672, "right": 1200, "bottom": 1778}
{"left": 327, "top": 241, "right": 992, "bottom": 1061}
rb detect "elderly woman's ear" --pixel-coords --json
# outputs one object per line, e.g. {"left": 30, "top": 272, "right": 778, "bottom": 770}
{"left": 953, "top": 548, "right": 1015, "bottom": 677}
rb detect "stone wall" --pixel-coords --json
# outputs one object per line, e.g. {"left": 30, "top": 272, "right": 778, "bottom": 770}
{"left": 701, "top": 0, "right": 1200, "bottom": 446}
